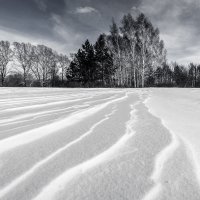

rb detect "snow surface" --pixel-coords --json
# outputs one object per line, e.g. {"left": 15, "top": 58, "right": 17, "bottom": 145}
{"left": 0, "top": 88, "right": 200, "bottom": 200}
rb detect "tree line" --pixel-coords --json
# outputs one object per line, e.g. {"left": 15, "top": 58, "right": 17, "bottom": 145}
{"left": 69, "top": 13, "right": 166, "bottom": 87}
{"left": 0, "top": 41, "right": 70, "bottom": 87}
{"left": 155, "top": 62, "right": 200, "bottom": 87}
{"left": 0, "top": 12, "right": 200, "bottom": 88}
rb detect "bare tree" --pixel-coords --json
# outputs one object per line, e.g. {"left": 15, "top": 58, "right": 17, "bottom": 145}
{"left": 13, "top": 42, "right": 34, "bottom": 86}
{"left": 35, "top": 45, "right": 58, "bottom": 87}
{"left": 108, "top": 20, "right": 123, "bottom": 86}
{"left": 58, "top": 54, "right": 70, "bottom": 85}
{"left": 0, "top": 41, "right": 13, "bottom": 86}
{"left": 31, "top": 45, "right": 42, "bottom": 85}
{"left": 120, "top": 14, "right": 137, "bottom": 87}
{"left": 106, "top": 13, "right": 166, "bottom": 87}
{"left": 49, "top": 51, "right": 59, "bottom": 87}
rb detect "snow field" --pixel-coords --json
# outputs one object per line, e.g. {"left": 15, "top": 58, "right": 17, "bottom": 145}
{"left": 0, "top": 88, "right": 200, "bottom": 200}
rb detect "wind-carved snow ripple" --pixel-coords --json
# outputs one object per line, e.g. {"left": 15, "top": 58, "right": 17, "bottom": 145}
{"left": 0, "top": 92, "right": 128, "bottom": 155}
{"left": 0, "top": 104, "right": 118, "bottom": 199}
{"left": 32, "top": 101, "right": 138, "bottom": 200}
{"left": 0, "top": 94, "right": 119, "bottom": 139}
{"left": 141, "top": 95, "right": 180, "bottom": 200}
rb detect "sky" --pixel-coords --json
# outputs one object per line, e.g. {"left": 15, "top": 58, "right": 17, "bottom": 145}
{"left": 0, "top": 0, "right": 199, "bottom": 65}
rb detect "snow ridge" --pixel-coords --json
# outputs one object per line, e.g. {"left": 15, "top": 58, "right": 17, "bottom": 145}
{"left": 0, "top": 106, "right": 117, "bottom": 198}
{"left": 0, "top": 93, "right": 128, "bottom": 154}
{"left": 32, "top": 102, "right": 138, "bottom": 200}
{"left": 142, "top": 96, "right": 180, "bottom": 200}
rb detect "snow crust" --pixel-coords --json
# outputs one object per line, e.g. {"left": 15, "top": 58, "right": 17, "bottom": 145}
{"left": 145, "top": 88, "right": 200, "bottom": 185}
{"left": 0, "top": 88, "right": 200, "bottom": 200}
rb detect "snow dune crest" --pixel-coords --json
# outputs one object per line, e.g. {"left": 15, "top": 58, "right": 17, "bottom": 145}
{"left": 0, "top": 106, "right": 118, "bottom": 198}
{"left": 150, "top": 121, "right": 179, "bottom": 182}
{"left": 0, "top": 104, "right": 87, "bottom": 125}
{"left": 180, "top": 137, "right": 200, "bottom": 186}
{"left": 1, "top": 88, "right": 200, "bottom": 200}
{"left": 32, "top": 102, "right": 138, "bottom": 200}
{"left": 0, "top": 92, "right": 128, "bottom": 154}
{"left": 2, "top": 96, "right": 92, "bottom": 112}
{"left": 142, "top": 183, "right": 162, "bottom": 200}
{"left": 142, "top": 96, "right": 180, "bottom": 200}
{"left": 145, "top": 89, "right": 200, "bottom": 191}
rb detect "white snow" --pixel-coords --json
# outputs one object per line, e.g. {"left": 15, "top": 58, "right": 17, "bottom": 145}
{"left": 0, "top": 88, "right": 200, "bottom": 200}
{"left": 145, "top": 89, "right": 200, "bottom": 185}
{"left": 0, "top": 92, "right": 127, "bottom": 154}
{"left": 33, "top": 103, "right": 137, "bottom": 200}
{"left": 0, "top": 108, "right": 118, "bottom": 198}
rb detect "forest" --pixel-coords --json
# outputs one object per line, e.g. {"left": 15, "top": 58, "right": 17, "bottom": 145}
{"left": 0, "top": 13, "right": 200, "bottom": 88}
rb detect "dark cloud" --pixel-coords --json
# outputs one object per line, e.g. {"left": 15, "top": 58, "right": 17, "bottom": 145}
{"left": 0, "top": 0, "right": 199, "bottom": 64}
{"left": 138, "top": 0, "right": 200, "bottom": 64}
{"left": 34, "top": 0, "right": 47, "bottom": 12}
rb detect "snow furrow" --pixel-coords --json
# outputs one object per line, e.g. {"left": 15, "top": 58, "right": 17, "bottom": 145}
{"left": 0, "top": 106, "right": 117, "bottom": 198}
{"left": 2, "top": 96, "right": 93, "bottom": 112}
{"left": 32, "top": 102, "right": 137, "bottom": 200}
{"left": 0, "top": 92, "right": 128, "bottom": 154}
{"left": 0, "top": 105, "right": 88, "bottom": 125}
{"left": 1, "top": 88, "right": 199, "bottom": 200}
{"left": 142, "top": 98, "right": 180, "bottom": 200}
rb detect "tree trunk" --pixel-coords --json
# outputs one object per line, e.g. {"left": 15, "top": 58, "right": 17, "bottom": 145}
{"left": 1, "top": 74, "right": 4, "bottom": 87}
{"left": 23, "top": 68, "right": 27, "bottom": 87}
{"left": 133, "top": 65, "right": 136, "bottom": 88}
{"left": 142, "top": 60, "right": 145, "bottom": 88}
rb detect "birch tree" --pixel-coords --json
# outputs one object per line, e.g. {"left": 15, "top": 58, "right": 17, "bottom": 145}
{"left": 13, "top": 42, "right": 34, "bottom": 86}
{"left": 58, "top": 54, "right": 70, "bottom": 85}
{"left": 0, "top": 41, "right": 13, "bottom": 86}
{"left": 120, "top": 14, "right": 137, "bottom": 87}
{"left": 108, "top": 20, "right": 123, "bottom": 86}
{"left": 35, "top": 45, "right": 56, "bottom": 87}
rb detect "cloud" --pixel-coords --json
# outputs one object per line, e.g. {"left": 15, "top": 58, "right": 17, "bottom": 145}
{"left": 1, "top": 0, "right": 199, "bottom": 65}
{"left": 131, "top": 6, "right": 141, "bottom": 18}
{"left": 138, "top": 0, "right": 200, "bottom": 65}
{"left": 0, "top": 24, "right": 70, "bottom": 56}
{"left": 51, "top": 13, "right": 62, "bottom": 24}
{"left": 50, "top": 13, "right": 83, "bottom": 54}
{"left": 34, "top": 0, "right": 47, "bottom": 12}
{"left": 75, "top": 6, "right": 98, "bottom": 14}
